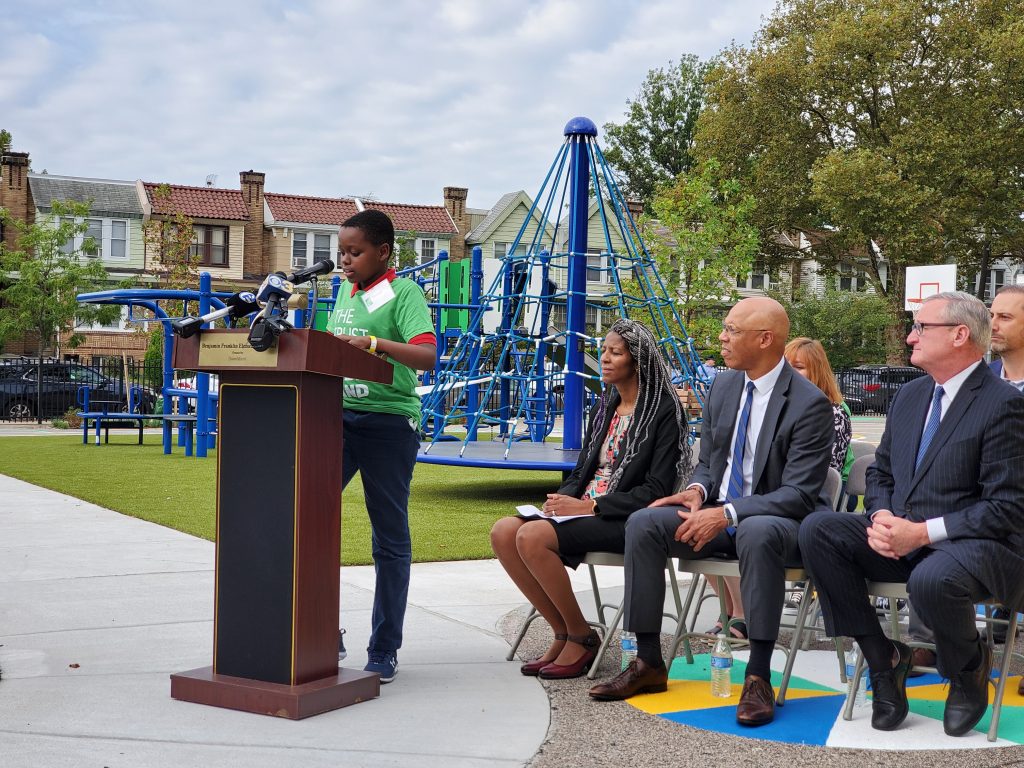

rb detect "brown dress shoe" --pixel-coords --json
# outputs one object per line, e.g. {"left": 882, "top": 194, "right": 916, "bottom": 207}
{"left": 588, "top": 659, "right": 668, "bottom": 701}
{"left": 736, "top": 674, "right": 775, "bottom": 726}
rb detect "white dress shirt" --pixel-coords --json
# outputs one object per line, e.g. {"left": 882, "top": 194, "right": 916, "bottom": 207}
{"left": 919, "top": 359, "right": 982, "bottom": 543}
{"left": 688, "top": 356, "right": 786, "bottom": 526}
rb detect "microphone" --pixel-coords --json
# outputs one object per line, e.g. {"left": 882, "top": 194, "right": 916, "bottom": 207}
{"left": 256, "top": 272, "right": 294, "bottom": 305}
{"left": 171, "top": 292, "right": 259, "bottom": 338}
{"left": 287, "top": 258, "right": 334, "bottom": 285}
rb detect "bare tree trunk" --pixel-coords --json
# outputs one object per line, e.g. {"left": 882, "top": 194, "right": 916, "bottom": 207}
{"left": 975, "top": 240, "right": 992, "bottom": 301}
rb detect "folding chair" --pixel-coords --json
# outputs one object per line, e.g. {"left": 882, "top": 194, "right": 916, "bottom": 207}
{"left": 844, "top": 581, "right": 1022, "bottom": 742}
{"left": 667, "top": 468, "right": 846, "bottom": 705}
{"left": 838, "top": 452, "right": 875, "bottom": 512}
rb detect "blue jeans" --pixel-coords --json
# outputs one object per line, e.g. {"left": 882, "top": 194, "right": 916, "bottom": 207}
{"left": 342, "top": 409, "right": 419, "bottom": 653}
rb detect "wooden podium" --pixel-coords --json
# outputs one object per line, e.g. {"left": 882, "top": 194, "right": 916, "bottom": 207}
{"left": 169, "top": 329, "right": 393, "bottom": 719}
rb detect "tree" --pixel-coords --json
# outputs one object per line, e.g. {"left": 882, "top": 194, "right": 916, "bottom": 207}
{"left": 0, "top": 129, "right": 11, "bottom": 156}
{"left": 0, "top": 200, "right": 123, "bottom": 420}
{"left": 772, "top": 287, "right": 892, "bottom": 368}
{"left": 695, "top": 0, "right": 1024, "bottom": 360}
{"left": 643, "top": 162, "right": 760, "bottom": 348}
{"left": 603, "top": 55, "right": 710, "bottom": 208}
{"left": 395, "top": 229, "right": 419, "bottom": 270}
{"left": 140, "top": 184, "right": 198, "bottom": 385}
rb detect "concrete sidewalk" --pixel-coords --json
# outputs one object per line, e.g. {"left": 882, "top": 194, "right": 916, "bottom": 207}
{"left": 0, "top": 473, "right": 623, "bottom": 768}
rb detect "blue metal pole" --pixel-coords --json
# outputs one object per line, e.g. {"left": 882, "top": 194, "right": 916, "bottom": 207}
{"left": 466, "top": 245, "right": 483, "bottom": 442}
{"left": 196, "top": 272, "right": 211, "bottom": 457}
{"left": 533, "top": 250, "right": 552, "bottom": 441}
{"left": 562, "top": 117, "right": 596, "bottom": 451}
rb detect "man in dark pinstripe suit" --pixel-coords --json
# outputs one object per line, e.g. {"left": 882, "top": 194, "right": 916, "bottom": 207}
{"left": 801, "top": 291, "right": 1024, "bottom": 737}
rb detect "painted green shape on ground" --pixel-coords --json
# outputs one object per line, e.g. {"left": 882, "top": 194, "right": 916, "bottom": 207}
{"left": 669, "top": 653, "right": 839, "bottom": 692}
{"left": 907, "top": 698, "right": 1024, "bottom": 744}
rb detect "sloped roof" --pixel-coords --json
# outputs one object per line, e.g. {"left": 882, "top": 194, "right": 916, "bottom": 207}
{"left": 265, "top": 193, "right": 359, "bottom": 226}
{"left": 265, "top": 192, "right": 456, "bottom": 235}
{"left": 29, "top": 174, "right": 143, "bottom": 218}
{"left": 364, "top": 201, "right": 456, "bottom": 235}
{"left": 466, "top": 191, "right": 520, "bottom": 241}
{"left": 142, "top": 182, "right": 249, "bottom": 221}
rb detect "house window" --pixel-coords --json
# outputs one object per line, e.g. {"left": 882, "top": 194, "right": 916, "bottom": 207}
{"left": 838, "top": 262, "right": 868, "bottom": 292}
{"left": 84, "top": 219, "right": 103, "bottom": 258}
{"left": 420, "top": 238, "right": 435, "bottom": 265}
{"left": 61, "top": 217, "right": 76, "bottom": 254}
{"left": 292, "top": 232, "right": 307, "bottom": 269}
{"left": 109, "top": 220, "right": 128, "bottom": 260}
{"left": 292, "top": 231, "right": 333, "bottom": 269}
{"left": 586, "top": 249, "right": 610, "bottom": 284}
{"left": 978, "top": 268, "right": 1006, "bottom": 301}
{"left": 190, "top": 224, "right": 228, "bottom": 267}
{"left": 313, "top": 233, "right": 331, "bottom": 264}
{"left": 494, "top": 241, "right": 525, "bottom": 259}
{"left": 737, "top": 260, "right": 768, "bottom": 290}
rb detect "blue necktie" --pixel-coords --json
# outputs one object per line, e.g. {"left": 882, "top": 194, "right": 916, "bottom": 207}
{"left": 915, "top": 385, "right": 945, "bottom": 470}
{"left": 726, "top": 381, "right": 755, "bottom": 503}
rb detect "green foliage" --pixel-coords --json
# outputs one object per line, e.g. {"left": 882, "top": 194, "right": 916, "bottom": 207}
{"left": 695, "top": 0, "right": 1024, "bottom": 359}
{"left": 644, "top": 163, "right": 760, "bottom": 347}
{"left": 0, "top": 199, "right": 122, "bottom": 352}
{"left": 603, "top": 55, "right": 710, "bottom": 208}
{"left": 773, "top": 288, "right": 893, "bottom": 368}
{"left": 0, "top": 436, "right": 560, "bottom": 565}
{"left": 0, "top": 129, "right": 11, "bottom": 156}
{"left": 395, "top": 229, "right": 419, "bottom": 269}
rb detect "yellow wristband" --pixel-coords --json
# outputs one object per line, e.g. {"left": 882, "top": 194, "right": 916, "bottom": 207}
{"left": 591, "top": 498, "right": 599, "bottom": 516}
{"left": 368, "top": 335, "right": 378, "bottom": 354}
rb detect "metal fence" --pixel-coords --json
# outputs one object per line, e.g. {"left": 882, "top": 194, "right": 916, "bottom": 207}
{"left": 0, "top": 356, "right": 164, "bottom": 422}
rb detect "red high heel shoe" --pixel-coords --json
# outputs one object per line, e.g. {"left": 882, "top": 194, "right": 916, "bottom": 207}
{"left": 521, "top": 633, "right": 567, "bottom": 676}
{"left": 538, "top": 631, "right": 601, "bottom": 679}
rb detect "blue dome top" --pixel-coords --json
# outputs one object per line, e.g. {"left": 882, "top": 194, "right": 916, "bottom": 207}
{"left": 563, "top": 116, "right": 598, "bottom": 137}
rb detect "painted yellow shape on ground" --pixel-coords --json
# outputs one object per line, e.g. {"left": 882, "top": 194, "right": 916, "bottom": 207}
{"left": 629, "top": 679, "right": 842, "bottom": 715}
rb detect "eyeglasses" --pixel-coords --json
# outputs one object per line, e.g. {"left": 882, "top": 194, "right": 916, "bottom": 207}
{"left": 721, "top": 323, "right": 768, "bottom": 337}
{"left": 910, "top": 322, "right": 960, "bottom": 335}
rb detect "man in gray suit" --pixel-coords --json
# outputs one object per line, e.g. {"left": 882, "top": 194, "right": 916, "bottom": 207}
{"left": 801, "top": 291, "right": 1024, "bottom": 737}
{"left": 589, "top": 297, "right": 834, "bottom": 726}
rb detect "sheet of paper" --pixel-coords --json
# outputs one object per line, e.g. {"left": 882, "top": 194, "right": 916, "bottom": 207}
{"left": 515, "top": 504, "right": 579, "bottom": 524}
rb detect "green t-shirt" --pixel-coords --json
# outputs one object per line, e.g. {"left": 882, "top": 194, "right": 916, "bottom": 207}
{"left": 324, "top": 276, "right": 435, "bottom": 421}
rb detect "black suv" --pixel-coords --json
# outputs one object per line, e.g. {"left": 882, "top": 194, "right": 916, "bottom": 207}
{"left": 0, "top": 362, "right": 156, "bottom": 420}
{"left": 837, "top": 365, "right": 926, "bottom": 415}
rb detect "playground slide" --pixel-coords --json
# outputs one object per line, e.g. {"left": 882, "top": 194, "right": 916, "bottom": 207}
{"left": 545, "top": 340, "right": 603, "bottom": 396}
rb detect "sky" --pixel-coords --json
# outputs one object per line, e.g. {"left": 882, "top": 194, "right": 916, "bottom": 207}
{"left": 2, "top": 0, "right": 778, "bottom": 211}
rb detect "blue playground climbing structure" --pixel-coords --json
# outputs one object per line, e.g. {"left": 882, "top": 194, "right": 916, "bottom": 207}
{"left": 416, "top": 116, "right": 708, "bottom": 471}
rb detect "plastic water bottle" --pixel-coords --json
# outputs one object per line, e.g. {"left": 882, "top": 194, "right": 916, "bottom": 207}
{"left": 846, "top": 645, "right": 868, "bottom": 709}
{"left": 711, "top": 636, "right": 733, "bottom": 697}
{"left": 620, "top": 631, "right": 637, "bottom": 670}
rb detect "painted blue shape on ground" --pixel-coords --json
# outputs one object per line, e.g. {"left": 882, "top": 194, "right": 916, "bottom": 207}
{"left": 659, "top": 694, "right": 847, "bottom": 745}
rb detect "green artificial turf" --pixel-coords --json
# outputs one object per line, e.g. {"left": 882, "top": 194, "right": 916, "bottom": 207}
{"left": 0, "top": 435, "right": 561, "bottom": 565}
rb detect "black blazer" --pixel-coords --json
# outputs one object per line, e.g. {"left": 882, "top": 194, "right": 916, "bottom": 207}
{"left": 558, "top": 393, "right": 684, "bottom": 520}
{"left": 690, "top": 361, "right": 834, "bottom": 520}
{"left": 866, "top": 362, "right": 1024, "bottom": 610}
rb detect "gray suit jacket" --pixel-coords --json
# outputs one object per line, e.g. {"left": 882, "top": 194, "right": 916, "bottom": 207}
{"left": 866, "top": 362, "right": 1024, "bottom": 610}
{"left": 691, "top": 360, "right": 834, "bottom": 521}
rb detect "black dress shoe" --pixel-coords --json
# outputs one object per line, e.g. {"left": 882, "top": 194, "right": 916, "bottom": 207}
{"left": 944, "top": 642, "right": 992, "bottom": 737}
{"left": 869, "top": 640, "right": 913, "bottom": 730}
{"left": 588, "top": 659, "right": 668, "bottom": 701}
{"left": 736, "top": 674, "right": 775, "bottom": 726}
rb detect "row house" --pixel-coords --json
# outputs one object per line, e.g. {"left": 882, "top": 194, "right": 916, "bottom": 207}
{"left": 0, "top": 150, "right": 461, "bottom": 359}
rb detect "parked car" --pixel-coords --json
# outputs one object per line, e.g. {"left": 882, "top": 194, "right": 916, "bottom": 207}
{"left": 836, "top": 365, "right": 926, "bottom": 415}
{"left": 0, "top": 362, "right": 156, "bottom": 420}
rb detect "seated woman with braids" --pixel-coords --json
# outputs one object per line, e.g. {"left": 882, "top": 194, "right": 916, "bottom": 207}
{"left": 490, "top": 319, "right": 691, "bottom": 679}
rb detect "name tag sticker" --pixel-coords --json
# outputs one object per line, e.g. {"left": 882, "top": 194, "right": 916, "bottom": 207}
{"left": 362, "top": 279, "right": 396, "bottom": 313}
